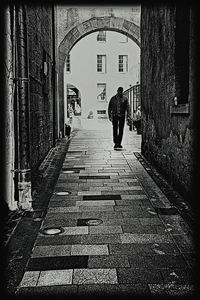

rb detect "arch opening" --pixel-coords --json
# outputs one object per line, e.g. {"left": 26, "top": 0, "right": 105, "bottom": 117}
{"left": 58, "top": 16, "right": 141, "bottom": 136}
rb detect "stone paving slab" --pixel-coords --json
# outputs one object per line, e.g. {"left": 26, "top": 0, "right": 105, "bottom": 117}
{"left": 48, "top": 206, "right": 115, "bottom": 212}
{"left": 117, "top": 267, "right": 163, "bottom": 284}
{"left": 35, "top": 235, "right": 83, "bottom": 246}
{"left": 79, "top": 234, "right": 121, "bottom": 244}
{"left": 122, "top": 224, "right": 167, "bottom": 234}
{"left": 109, "top": 243, "right": 180, "bottom": 255}
{"left": 71, "top": 244, "right": 109, "bottom": 256}
{"left": 60, "top": 226, "right": 89, "bottom": 235}
{"left": 119, "top": 194, "right": 148, "bottom": 199}
{"left": 115, "top": 200, "right": 148, "bottom": 206}
{"left": 78, "top": 283, "right": 150, "bottom": 295}
{"left": 31, "top": 245, "right": 72, "bottom": 257}
{"left": 17, "top": 285, "right": 78, "bottom": 296}
{"left": 48, "top": 200, "right": 77, "bottom": 207}
{"left": 73, "top": 268, "right": 118, "bottom": 284}
{"left": 79, "top": 182, "right": 105, "bottom": 187}
{"left": 114, "top": 205, "right": 144, "bottom": 212}
{"left": 27, "top": 256, "right": 89, "bottom": 271}
{"left": 127, "top": 254, "right": 190, "bottom": 269}
{"left": 37, "top": 269, "right": 73, "bottom": 286}
{"left": 88, "top": 255, "right": 130, "bottom": 268}
{"left": 148, "top": 284, "right": 194, "bottom": 296}
{"left": 15, "top": 122, "right": 195, "bottom": 297}
{"left": 94, "top": 217, "right": 140, "bottom": 226}
{"left": 89, "top": 225, "right": 123, "bottom": 235}
{"left": 80, "top": 206, "right": 115, "bottom": 212}
{"left": 89, "top": 186, "right": 113, "bottom": 191}
{"left": 20, "top": 271, "right": 40, "bottom": 287}
{"left": 120, "top": 233, "right": 173, "bottom": 244}
{"left": 76, "top": 200, "right": 115, "bottom": 206}
{"left": 41, "top": 218, "right": 78, "bottom": 227}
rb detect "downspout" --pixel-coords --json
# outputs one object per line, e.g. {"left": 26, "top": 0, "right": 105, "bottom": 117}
{"left": 4, "top": 6, "right": 18, "bottom": 211}
{"left": 52, "top": 4, "right": 56, "bottom": 147}
{"left": 15, "top": 4, "right": 32, "bottom": 211}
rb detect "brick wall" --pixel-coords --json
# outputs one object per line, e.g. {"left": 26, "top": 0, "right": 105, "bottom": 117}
{"left": 26, "top": 5, "right": 54, "bottom": 174}
{"left": 141, "top": 6, "right": 194, "bottom": 201}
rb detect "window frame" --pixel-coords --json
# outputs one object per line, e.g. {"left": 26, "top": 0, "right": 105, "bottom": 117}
{"left": 97, "top": 30, "right": 106, "bottom": 42}
{"left": 97, "top": 83, "right": 107, "bottom": 102}
{"left": 118, "top": 55, "right": 128, "bottom": 73}
{"left": 97, "top": 55, "right": 106, "bottom": 73}
{"left": 119, "top": 35, "right": 128, "bottom": 43}
{"left": 66, "top": 54, "right": 71, "bottom": 72}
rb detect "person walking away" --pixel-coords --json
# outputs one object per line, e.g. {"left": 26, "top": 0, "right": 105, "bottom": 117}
{"left": 108, "top": 87, "right": 131, "bottom": 149}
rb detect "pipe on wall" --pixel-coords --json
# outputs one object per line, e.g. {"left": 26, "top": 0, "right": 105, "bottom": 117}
{"left": 52, "top": 4, "right": 57, "bottom": 146}
{"left": 15, "top": 4, "right": 32, "bottom": 211}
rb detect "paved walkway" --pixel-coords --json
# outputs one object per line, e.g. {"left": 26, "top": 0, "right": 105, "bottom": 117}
{"left": 16, "top": 118, "right": 195, "bottom": 297}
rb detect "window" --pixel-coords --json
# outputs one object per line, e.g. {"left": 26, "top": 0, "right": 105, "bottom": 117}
{"left": 66, "top": 54, "right": 70, "bottom": 72}
{"left": 97, "top": 83, "right": 106, "bottom": 101}
{"left": 97, "top": 110, "right": 106, "bottom": 114}
{"left": 174, "top": 6, "right": 189, "bottom": 104}
{"left": 97, "top": 31, "right": 106, "bottom": 42}
{"left": 97, "top": 55, "right": 106, "bottom": 73}
{"left": 118, "top": 55, "right": 128, "bottom": 72}
{"left": 120, "top": 35, "right": 128, "bottom": 43}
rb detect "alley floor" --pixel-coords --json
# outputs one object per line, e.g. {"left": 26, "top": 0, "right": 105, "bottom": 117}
{"left": 10, "top": 118, "right": 196, "bottom": 297}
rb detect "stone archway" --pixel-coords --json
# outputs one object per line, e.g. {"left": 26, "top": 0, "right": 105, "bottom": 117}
{"left": 58, "top": 16, "right": 140, "bottom": 135}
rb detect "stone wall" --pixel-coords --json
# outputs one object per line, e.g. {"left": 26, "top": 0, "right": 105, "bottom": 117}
{"left": 26, "top": 5, "right": 54, "bottom": 173}
{"left": 141, "top": 6, "right": 194, "bottom": 201}
{"left": 56, "top": 6, "right": 141, "bottom": 46}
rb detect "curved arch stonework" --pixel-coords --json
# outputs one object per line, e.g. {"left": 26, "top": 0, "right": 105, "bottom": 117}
{"left": 58, "top": 16, "right": 140, "bottom": 135}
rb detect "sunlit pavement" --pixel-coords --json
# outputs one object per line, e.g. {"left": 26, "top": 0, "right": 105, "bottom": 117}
{"left": 10, "top": 118, "right": 195, "bottom": 296}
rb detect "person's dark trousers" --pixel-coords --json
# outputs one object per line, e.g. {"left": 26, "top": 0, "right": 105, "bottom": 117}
{"left": 135, "top": 120, "right": 141, "bottom": 134}
{"left": 112, "top": 116, "right": 125, "bottom": 146}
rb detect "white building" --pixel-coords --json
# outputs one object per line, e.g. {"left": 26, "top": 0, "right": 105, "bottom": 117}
{"left": 64, "top": 30, "right": 140, "bottom": 120}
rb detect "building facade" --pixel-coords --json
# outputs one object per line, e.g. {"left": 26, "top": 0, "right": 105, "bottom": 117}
{"left": 64, "top": 30, "right": 140, "bottom": 120}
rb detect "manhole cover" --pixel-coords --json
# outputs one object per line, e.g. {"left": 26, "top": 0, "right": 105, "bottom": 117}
{"left": 40, "top": 227, "right": 64, "bottom": 235}
{"left": 55, "top": 191, "right": 71, "bottom": 196}
{"left": 85, "top": 219, "right": 103, "bottom": 226}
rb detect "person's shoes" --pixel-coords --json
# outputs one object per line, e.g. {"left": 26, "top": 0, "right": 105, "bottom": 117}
{"left": 114, "top": 144, "right": 118, "bottom": 149}
{"left": 118, "top": 145, "right": 123, "bottom": 148}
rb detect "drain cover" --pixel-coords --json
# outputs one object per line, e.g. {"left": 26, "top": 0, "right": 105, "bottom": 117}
{"left": 85, "top": 219, "right": 103, "bottom": 226}
{"left": 40, "top": 227, "right": 64, "bottom": 235}
{"left": 55, "top": 191, "right": 71, "bottom": 196}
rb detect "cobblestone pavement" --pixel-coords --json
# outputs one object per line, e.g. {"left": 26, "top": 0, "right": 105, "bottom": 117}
{"left": 10, "top": 119, "right": 196, "bottom": 296}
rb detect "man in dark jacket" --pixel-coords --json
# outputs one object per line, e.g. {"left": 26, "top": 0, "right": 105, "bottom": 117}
{"left": 108, "top": 87, "right": 130, "bottom": 149}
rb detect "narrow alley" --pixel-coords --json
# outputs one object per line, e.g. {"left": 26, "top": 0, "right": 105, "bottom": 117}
{"left": 11, "top": 118, "right": 194, "bottom": 297}
{"left": 2, "top": 3, "right": 199, "bottom": 298}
